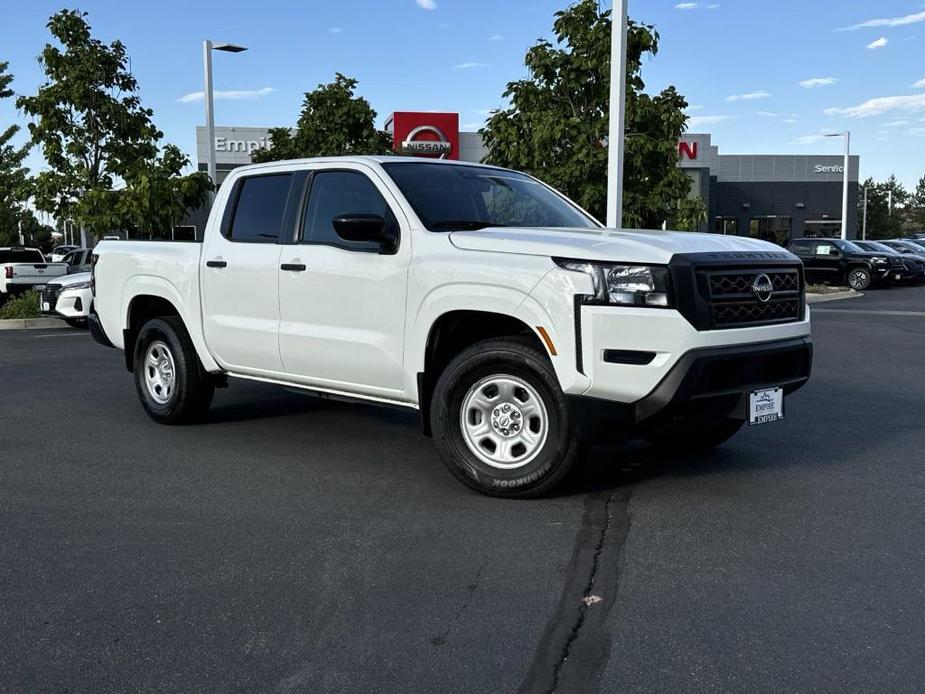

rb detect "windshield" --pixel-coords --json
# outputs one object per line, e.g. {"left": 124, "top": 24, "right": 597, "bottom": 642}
{"left": 381, "top": 162, "right": 599, "bottom": 231}
{"left": 856, "top": 242, "right": 893, "bottom": 254}
{"left": 834, "top": 240, "right": 865, "bottom": 253}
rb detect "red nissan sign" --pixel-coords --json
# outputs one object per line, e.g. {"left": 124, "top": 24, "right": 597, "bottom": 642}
{"left": 388, "top": 112, "right": 460, "bottom": 160}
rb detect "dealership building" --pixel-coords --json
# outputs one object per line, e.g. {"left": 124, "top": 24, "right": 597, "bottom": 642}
{"left": 194, "top": 113, "right": 859, "bottom": 241}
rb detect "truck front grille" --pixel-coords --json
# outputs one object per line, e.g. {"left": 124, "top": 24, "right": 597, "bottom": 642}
{"left": 699, "top": 268, "right": 803, "bottom": 329}
{"left": 669, "top": 253, "right": 806, "bottom": 331}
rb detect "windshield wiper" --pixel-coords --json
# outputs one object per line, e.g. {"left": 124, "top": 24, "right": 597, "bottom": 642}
{"left": 431, "top": 220, "right": 510, "bottom": 230}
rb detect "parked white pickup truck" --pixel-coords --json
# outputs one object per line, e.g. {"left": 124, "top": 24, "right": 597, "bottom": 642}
{"left": 1, "top": 247, "right": 68, "bottom": 299}
{"left": 89, "top": 157, "right": 812, "bottom": 497}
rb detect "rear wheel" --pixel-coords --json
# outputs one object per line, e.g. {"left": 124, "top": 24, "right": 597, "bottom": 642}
{"left": 645, "top": 417, "right": 744, "bottom": 452}
{"left": 133, "top": 316, "right": 214, "bottom": 424}
{"left": 430, "top": 337, "right": 581, "bottom": 498}
{"left": 847, "top": 267, "right": 871, "bottom": 290}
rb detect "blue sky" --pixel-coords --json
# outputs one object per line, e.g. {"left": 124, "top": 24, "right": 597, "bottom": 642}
{"left": 1, "top": 0, "right": 923, "bottom": 187}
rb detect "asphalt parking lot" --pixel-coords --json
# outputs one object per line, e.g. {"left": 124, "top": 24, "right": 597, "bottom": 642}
{"left": 2, "top": 286, "right": 924, "bottom": 693}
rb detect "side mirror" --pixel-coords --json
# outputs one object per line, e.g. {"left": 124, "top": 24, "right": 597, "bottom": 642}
{"left": 332, "top": 214, "right": 398, "bottom": 253}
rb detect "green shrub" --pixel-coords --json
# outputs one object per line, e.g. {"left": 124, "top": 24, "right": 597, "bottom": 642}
{"left": 0, "top": 290, "right": 41, "bottom": 319}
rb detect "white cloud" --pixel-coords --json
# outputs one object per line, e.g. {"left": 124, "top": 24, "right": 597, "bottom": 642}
{"left": 688, "top": 115, "right": 736, "bottom": 127}
{"left": 783, "top": 117, "right": 798, "bottom": 124}
{"left": 867, "top": 36, "right": 888, "bottom": 50}
{"left": 453, "top": 62, "right": 490, "bottom": 70}
{"left": 914, "top": 77, "right": 925, "bottom": 89}
{"left": 799, "top": 77, "right": 838, "bottom": 88}
{"left": 686, "top": 104, "right": 704, "bottom": 111}
{"left": 910, "top": 127, "right": 925, "bottom": 137}
{"left": 884, "top": 119, "right": 911, "bottom": 127}
{"left": 838, "top": 10, "right": 925, "bottom": 31}
{"left": 726, "top": 90, "right": 771, "bottom": 101}
{"left": 416, "top": 0, "right": 437, "bottom": 9}
{"left": 329, "top": 27, "right": 342, "bottom": 34}
{"left": 489, "top": 34, "right": 503, "bottom": 41}
{"left": 674, "top": 2, "right": 719, "bottom": 8}
{"left": 176, "top": 87, "right": 275, "bottom": 103}
{"left": 824, "top": 93, "right": 925, "bottom": 118}
{"left": 756, "top": 111, "right": 779, "bottom": 117}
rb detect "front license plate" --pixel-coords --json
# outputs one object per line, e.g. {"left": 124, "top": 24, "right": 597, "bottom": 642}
{"left": 42, "top": 302, "right": 50, "bottom": 311}
{"left": 895, "top": 274, "right": 902, "bottom": 281}
{"left": 749, "top": 387, "right": 784, "bottom": 425}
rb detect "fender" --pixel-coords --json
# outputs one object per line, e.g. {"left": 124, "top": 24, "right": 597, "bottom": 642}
{"left": 121, "top": 274, "right": 221, "bottom": 373}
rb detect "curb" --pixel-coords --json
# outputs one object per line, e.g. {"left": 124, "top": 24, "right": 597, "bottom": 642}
{"left": 0, "top": 317, "right": 66, "bottom": 330}
{"left": 806, "top": 289, "right": 861, "bottom": 304}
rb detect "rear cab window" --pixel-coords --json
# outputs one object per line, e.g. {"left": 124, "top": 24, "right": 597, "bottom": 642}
{"left": 0, "top": 249, "right": 45, "bottom": 263}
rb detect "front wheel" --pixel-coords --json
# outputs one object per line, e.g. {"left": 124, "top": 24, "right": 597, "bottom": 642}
{"left": 430, "top": 337, "right": 581, "bottom": 498}
{"left": 847, "top": 267, "right": 871, "bottom": 290}
{"left": 133, "top": 316, "right": 214, "bottom": 424}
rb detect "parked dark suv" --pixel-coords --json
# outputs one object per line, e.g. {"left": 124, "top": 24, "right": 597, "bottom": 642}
{"left": 857, "top": 240, "right": 925, "bottom": 283}
{"left": 786, "top": 238, "right": 903, "bottom": 290}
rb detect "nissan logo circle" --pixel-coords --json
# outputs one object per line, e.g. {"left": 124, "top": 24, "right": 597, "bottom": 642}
{"left": 751, "top": 273, "right": 774, "bottom": 303}
{"left": 400, "top": 125, "right": 452, "bottom": 158}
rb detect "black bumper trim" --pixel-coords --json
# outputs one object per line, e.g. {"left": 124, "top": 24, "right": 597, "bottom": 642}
{"left": 568, "top": 336, "right": 813, "bottom": 444}
{"left": 87, "top": 311, "right": 114, "bottom": 348}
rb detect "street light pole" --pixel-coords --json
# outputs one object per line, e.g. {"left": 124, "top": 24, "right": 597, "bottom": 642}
{"left": 606, "top": 0, "right": 628, "bottom": 230}
{"left": 862, "top": 185, "right": 868, "bottom": 240}
{"left": 203, "top": 40, "right": 216, "bottom": 193}
{"left": 826, "top": 131, "right": 851, "bottom": 240}
{"left": 202, "top": 41, "right": 248, "bottom": 196}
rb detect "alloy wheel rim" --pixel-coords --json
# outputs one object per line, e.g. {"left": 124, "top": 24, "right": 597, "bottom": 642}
{"left": 143, "top": 340, "right": 176, "bottom": 405}
{"left": 850, "top": 270, "right": 866, "bottom": 289}
{"left": 459, "top": 375, "right": 549, "bottom": 469}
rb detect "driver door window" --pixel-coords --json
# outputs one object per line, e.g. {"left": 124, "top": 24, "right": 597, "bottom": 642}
{"left": 301, "top": 171, "right": 396, "bottom": 252}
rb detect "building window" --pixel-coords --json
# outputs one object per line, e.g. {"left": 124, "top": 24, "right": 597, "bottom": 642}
{"left": 713, "top": 217, "right": 738, "bottom": 235}
{"left": 749, "top": 215, "right": 791, "bottom": 246}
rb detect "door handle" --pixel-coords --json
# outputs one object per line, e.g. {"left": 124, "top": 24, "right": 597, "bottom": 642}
{"left": 206, "top": 260, "right": 227, "bottom": 268}
{"left": 280, "top": 263, "right": 307, "bottom": 272}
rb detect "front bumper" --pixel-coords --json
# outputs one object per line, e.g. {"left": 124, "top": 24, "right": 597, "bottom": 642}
{"left": 569, "top": 336, "right": 812, "bottom": 443}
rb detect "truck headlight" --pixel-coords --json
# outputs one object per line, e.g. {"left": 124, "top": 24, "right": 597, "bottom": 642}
{"left": 554, "top": 259, "right": 674, "bottom": 307}
{"left": 65, "top": 281, "right": 92, "bottom": 291}
{"left": 872, "top": 257, "right": 888, "bottom": 264}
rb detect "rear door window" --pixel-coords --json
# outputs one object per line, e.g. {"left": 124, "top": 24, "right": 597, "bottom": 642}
{"left": 227, "top": 174, "right": 293, "bottom": 243}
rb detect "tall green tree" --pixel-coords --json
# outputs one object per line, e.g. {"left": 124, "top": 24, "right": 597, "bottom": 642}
{"left": 906, "top": 174, "right": 925, "bottom": 232}
{"left": 481, "top": 0, "right": 704, "bottom": 230}
{"left": 252, "top": 74, "right": 392, "bottom": 163}
{"left": 119, "top": 145, "right": 211, "bottom": 238}
{"left": 16, "top": 10, "right": 162, "bottom": 234}
{"left": 858, "top": 175, "right": 909, "bottom": 239}
{"left": 0, "top": 61, "right": 33, "bottom": 246}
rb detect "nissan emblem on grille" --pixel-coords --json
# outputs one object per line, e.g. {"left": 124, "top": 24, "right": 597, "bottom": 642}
{"left": 751, "top": 274, "right": 774, "bottom": 303}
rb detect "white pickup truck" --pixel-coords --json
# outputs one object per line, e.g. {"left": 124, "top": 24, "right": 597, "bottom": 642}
{"left": 89, "top": 156, "right": 812, "bottom": 497}
{"left": 1, "top": 247, "right": 68, "bottom": 299}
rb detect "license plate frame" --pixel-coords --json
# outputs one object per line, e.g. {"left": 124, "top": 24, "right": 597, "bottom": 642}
{"left": 748, "top": 387, "right": 784, "bottom": 426}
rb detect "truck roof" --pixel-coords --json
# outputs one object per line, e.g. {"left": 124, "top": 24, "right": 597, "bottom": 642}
{"left": 227, "top": 155, "right": 511, "bottom": 176}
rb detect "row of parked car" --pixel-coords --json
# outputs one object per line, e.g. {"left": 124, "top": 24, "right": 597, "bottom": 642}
{"left": 0, "top": 244, "right": 94, "bottom": 327}
{"left": 785, "top": 237, "right": 925, "bottom": 290}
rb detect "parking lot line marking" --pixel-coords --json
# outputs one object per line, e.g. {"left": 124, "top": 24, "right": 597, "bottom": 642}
{"left": 812, "top": 309, "right": 925, "bottom": 317}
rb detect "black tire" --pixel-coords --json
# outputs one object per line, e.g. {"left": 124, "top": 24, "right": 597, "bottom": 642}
{"left": 133, "top": 315, "right": 214, "bottom": 424}
{"left": 847, "top": 266, "right": 871, "bottom": 291}
{"left": 645, "top": 417, "right": 744, "bottom": 452}
{"left": 430, "top": 337, "right": 581, "bottom": 498}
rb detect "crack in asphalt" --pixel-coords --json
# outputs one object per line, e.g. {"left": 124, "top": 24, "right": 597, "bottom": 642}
{"left": 518, "top": 487, "right": 633, "bottom": 694}
{"left": 431, "top": 561, "right": 489, "bottom": 647}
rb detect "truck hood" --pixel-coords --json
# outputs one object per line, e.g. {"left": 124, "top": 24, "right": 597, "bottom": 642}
{"left": 449, "top": 227, "right": 794, "bottom": 264}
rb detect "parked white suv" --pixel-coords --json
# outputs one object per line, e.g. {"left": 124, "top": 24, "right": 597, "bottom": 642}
{"left": 40, "top": 272, "right": 93, "bottom": 327}
{"left": 89, "top": 157, "right": 812, "bottom": 497}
